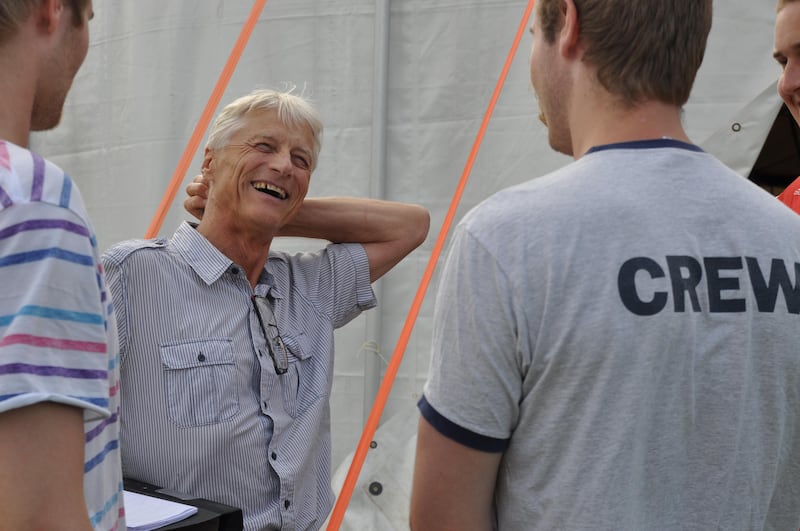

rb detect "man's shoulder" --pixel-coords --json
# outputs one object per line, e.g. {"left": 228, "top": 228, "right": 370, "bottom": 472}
{"left": 0, "top": 141, "right": 96, "bottom": 226}
{"left": 102, "top": 237, "right": 169, "bottom": 265}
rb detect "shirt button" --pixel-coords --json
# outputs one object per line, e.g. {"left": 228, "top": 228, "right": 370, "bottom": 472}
{"left": 230, "top": 266, "right": 239, "bottom": 275}
{"left": 197, "top": 353, "right": 206, "bottom": 362}
{"left": 271, "top": 452, "right": 277, "bottom": 460}
{"left": 263, "top": 401, "right": 268, "bottom": 409}
{"left": 284, "top": 500, "right": 290, "bottom": 509}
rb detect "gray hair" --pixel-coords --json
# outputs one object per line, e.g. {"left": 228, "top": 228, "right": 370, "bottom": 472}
{"left": 206, "top": 88, "right": 324, "bottom": 167}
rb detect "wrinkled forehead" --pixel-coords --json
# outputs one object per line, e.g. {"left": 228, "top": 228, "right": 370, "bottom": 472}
{"left": 239, "top": 108, "right": 313, "bottom": 143}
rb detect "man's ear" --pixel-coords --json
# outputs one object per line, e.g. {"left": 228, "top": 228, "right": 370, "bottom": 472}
{"left": 559, "top": 0, "right": 581, "bottom": 59}
{"left": 35, "top": 0, "right": 65, "bottom": 35}
{"left": 201, "top": 147, "right": 214, "bottom": 174}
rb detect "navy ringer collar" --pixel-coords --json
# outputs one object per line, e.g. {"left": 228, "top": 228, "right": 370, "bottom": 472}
{"left": 585, "top": 138, "right": 704, "bottom": 155}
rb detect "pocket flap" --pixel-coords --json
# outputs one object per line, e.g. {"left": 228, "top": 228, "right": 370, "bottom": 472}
{"left": 160, "top": 339, "right": 234, "bottom": 369}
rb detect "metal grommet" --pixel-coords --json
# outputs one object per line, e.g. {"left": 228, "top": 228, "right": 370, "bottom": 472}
{"left": 731, "top": 122, "right": 742, "bottom": 132}
{"left": 369, "top": 440, "right": 378, "bottom": 449}
{"left": 368, "top": 481, "right": 383, "bottom": 496}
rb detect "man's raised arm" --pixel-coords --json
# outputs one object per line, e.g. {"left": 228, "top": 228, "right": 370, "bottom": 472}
{"left": 277, "top": 197, "right": 429, "bottom": 281}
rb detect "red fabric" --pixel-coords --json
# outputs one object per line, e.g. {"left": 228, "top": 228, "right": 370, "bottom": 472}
{"left": 778, "top": 176, "right": 800, "bottom": 215}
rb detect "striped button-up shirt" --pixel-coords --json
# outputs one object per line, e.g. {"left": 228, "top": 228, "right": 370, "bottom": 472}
{"left": 103, "top": 221, "right": 376, "bottom": 531}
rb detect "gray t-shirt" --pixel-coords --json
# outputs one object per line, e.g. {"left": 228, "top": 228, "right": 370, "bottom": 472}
{"left": 422, "top": 139, "right": 800, "bottom": 530}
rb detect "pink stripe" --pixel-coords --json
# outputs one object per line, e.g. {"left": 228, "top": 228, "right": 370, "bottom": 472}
{"left": 109, "top": 379, "right": 120, "bottom": 397}
{"left": 0, "top": 334, "right": 106, "bottom": 353}
{"left": 109, "top": 510, "right": 125, "bottom": 531}
{"left": 0, "top": 142, "right": 9, "bottom": 170}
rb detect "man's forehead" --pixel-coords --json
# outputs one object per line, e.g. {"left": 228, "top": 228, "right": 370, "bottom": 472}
{"left": 241, "top": 111, "right": 310, "bottom": 139}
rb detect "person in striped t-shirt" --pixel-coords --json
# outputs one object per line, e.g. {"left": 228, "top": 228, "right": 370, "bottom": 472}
{"left": 0, "top": 1, "right": 125, "bottom": 530}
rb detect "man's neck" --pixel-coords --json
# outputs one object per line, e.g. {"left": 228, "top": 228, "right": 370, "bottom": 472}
{"left": 0, "top": 35, "right": 41, "bottom": 147}
{"left": 568, "top": 77, "right": 691, "bottom": 158}
{"left": 196, "top": 216, "right": 273, "bottom": 289}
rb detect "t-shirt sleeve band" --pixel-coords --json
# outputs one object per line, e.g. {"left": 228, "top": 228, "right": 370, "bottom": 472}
{"left": 418, "top": 394, "right": 509, "bottom": 453}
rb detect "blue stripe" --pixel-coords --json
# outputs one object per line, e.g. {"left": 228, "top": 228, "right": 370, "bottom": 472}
{"left": 0, "top": 185, "right": 11, "bottom": 209}
{"left": 0, "top": 363, "right": 107, "bottom": 379}
{"left": 85, "top": 439, "right": 119, "bottom": 473}
{"left": 31, "top": 151, "right": 44, "bottom": 201}
{"left": 0, "top": 247, "right": 94, "bottom": 268}
{"left": 86, "top": 408, "right": 119, "bottom": 443}
{"left": 0, "top": 218, "right": 90, "bottom": 240}
{"left": 0, "top": 305, "right": 104, "bottom": 327}
{"left": 89, "top": 481, "right": 123, "bottom": 527}
{"left": 60, "top": 173, "right": 72, "bottom": 208}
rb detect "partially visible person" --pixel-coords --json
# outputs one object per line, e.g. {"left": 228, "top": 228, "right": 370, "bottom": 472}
{"left": 410, "top": 1, "right": 800, "bottom": 530}
{"left": 775, "top": 0, "right": 800, "bottom": 211}
{"left": 103, "top": 88, "right": 429, "bottom": 531}
{"left": 0, "top": 0, "right": 126, "bottom": 529}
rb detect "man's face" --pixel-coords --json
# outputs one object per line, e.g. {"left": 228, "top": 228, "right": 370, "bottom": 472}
{"left": 31, "top": 0, "right": 93, "bottom": 131}
{"left": 528, "top": 7, "right": 573, "bottom": 156}
{"left": 202, "top": 107, "right": 315, "bottom": 237}
{"left": 775, "top": 1, "right": 800, "bottom": 126}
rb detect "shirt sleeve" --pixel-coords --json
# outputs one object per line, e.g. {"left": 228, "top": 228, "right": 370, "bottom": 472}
{"left": 282, "top": 242, "right": 377, "bottom": 329}
{"left": 421, "top": 224, "right": 519, "bottom": 449}
{"left": 0, "top": 202, "right": 110, "bottom": 420}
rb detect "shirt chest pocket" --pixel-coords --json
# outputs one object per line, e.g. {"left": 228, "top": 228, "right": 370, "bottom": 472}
{"left": 160, "top": 339, "right": 239, "bottom": 427}
{"left": 277, "top": 330, "right": 325, "bottom": 419}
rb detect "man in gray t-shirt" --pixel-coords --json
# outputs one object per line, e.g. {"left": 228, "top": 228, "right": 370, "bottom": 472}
{"left": 410, "top": 1, "right": 800, "bottom": 530}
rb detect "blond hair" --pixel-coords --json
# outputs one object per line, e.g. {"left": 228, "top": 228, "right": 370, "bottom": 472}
{"left": 206, "top": 88, "right": 324, "bottom": 167}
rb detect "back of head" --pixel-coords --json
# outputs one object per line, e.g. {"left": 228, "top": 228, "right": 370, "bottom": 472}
{"left": 538, "top": 0, "right": 713, "bottom": 107}
{"left": 0, "top": 0, "right": 90, "bottom": 44}
{"left": 207, "top": 88, "right": 324, "bottom": 167}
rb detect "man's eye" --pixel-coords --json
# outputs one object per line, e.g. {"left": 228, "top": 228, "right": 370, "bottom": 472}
{"left": 253, "top": 143, "right": 274, "bottom": 152}
{"left": 293, "top": 156, "right": 310, "bottom": 169}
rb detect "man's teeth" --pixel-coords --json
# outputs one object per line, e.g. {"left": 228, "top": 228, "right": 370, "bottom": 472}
{"left": 252, "top": 182, "right": 287, "bottom": 199}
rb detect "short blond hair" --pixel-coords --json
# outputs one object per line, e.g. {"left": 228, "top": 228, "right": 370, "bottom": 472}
{"left": 206, "top": 88, "right": 324, "bottom": 168}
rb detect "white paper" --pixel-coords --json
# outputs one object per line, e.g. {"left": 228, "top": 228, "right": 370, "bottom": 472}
{"left": 124, "top": 490, "right": 198, "bottom": 531}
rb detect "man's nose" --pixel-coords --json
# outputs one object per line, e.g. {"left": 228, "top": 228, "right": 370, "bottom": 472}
{"left": 781, "top": 60, "right": 800, "bottom": 94}
{"left": 269, "top": 148, "right": 293, "bottom": 173}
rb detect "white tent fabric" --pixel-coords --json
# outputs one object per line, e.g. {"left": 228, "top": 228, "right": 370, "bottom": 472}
{"left": 30, "top": 0, "right": 784, "bottom": 526}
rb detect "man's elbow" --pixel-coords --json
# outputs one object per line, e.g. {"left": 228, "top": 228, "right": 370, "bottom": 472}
{"left": 408, "top": 204, "right": 431, "bottom": 250}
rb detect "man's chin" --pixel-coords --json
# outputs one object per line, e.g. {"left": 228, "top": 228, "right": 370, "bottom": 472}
{"left": 30, "top": 114, "right": 63, "bottom": 132}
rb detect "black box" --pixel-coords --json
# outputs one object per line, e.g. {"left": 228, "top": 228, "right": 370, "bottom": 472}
{"left": 124, "top": 477, "right": 244, "bottom": 531}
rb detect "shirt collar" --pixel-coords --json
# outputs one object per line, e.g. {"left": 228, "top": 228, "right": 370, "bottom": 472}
{"left": 585, "top": 138, "right": 704, "bottom": 155}
{"left": 171, "top": 221, "right": 283, "bottom": 299}
{"left": 171, "top": 221, "right": 235, "bottom": 285}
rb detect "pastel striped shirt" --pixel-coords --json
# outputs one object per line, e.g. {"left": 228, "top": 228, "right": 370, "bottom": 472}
{"left": 103, "top": 222, "right": 376, "bottom": 531}
{"left": 0, "top": 140, "right": 125, "bottom": 530}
